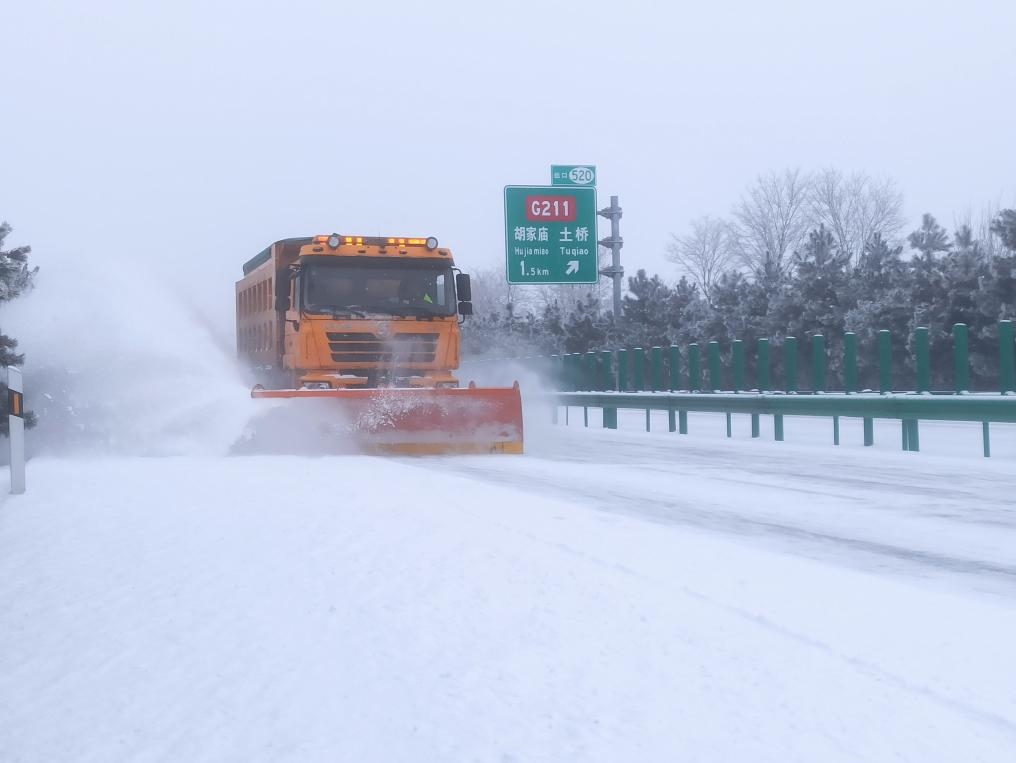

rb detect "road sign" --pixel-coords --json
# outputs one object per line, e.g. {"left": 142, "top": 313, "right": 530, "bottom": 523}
{"left": 551, "top": 165, "right": 596, "bottom": 186}
{"left": 504, "top": 185, "right": 597, "bottom": 285}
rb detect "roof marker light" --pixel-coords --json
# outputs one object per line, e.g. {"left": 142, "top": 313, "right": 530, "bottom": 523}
{"left": 425, "top": 236, "right": 439, "bottom": 250}
{"left": 327, "top": 234, "right": 341, "bottom": 248}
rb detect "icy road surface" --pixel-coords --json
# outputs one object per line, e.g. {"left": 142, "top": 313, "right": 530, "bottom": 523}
{"left": 2, "top": 424, "right": 1016, "bottom": 761}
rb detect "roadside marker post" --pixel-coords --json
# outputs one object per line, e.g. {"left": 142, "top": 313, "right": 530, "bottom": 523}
{"left": 8, "top": 366, "right": 25, "bottom": 494}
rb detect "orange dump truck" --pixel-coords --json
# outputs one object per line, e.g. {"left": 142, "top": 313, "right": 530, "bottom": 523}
{"left": 236, "top": 233, "right": 522, "bottom": 454}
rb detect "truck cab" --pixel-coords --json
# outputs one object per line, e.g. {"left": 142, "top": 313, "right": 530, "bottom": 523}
{"left": 237, "top": 234, "right": 473, "bottom": 390}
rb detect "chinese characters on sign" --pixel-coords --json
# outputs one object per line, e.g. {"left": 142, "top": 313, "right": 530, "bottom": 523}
{"left": 551, "top": 165, "right": 596, "bottom": 186}
{"left": 504, "top": 186, "right": 597, "bottom": 284}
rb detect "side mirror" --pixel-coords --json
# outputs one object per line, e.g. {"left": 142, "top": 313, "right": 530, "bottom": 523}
{"left": 275, "top": 270, "right": 292, "bottom": 312}
{"left": 458, "top": 301, "right": 474, "bottom": 317}
{"left": 455, "top": 273, "right": 472, "bottom": 302}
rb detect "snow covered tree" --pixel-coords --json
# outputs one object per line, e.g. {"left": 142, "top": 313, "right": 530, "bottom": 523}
{"left": 730, "top": 169, "right": 813, "bottom": 283}
{"left": 620, "top": 270, "right": 679, "bottom": 350}
{"left": 665, "top": 216, "right": 736, "bottom": 301}
{"left": 990, "top": 209, "right": 1016, "bottom": 252}
{"left": 808, "top": 169, "right": 906, "bottom": 264}
{"left": 842, "top": 234, "right": 911, "bottom": 389}
{"left": 0, "top": 221, "right": 38, "bottom": 435}
{"left": 561, "top": 292, "right": 607, "bottom": 353}
{"left": 907, "top": 213, "right": 951, "bottom": 262}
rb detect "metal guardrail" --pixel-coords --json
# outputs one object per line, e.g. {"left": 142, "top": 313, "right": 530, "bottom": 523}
{"left": 553, "top": 391, "right": 1016, "bottom": 457}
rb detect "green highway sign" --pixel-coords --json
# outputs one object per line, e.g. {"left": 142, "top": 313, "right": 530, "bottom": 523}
{"left": 551, "top": 165, "right": 596, "bottom": 186}
{"left": 504, "top": 185, "right": 598, "bottom": 285}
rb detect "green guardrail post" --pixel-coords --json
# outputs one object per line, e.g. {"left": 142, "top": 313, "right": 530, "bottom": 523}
{"left": 983, "top": 422, "right": 991, "bottom": 457}
{"left": 707, "top": 341, "right": 722, "bottom": 392}
{"left": 550, "top": 355, "right": 559, "bottom": 424}
{"left": 688, "top": 343, "right": 702, "bottom": 391}
{"left": 651, "top": 346, "right": 663, "bottom": 393}
{"left": 843, "top": 332, "right": 858, "bottom": 393}
{"left": 679, "top": 410, "right": 688, "bottom": 434}
{"left": 902, "top": 418, "right": 919, "bottom": 452}
{"left": 651, "top": 345, "right": 662, "bottom": 433}
{"left": 732, "top": 340, "right": 745, "bottom": 392}
{"left": 668, "top": 344, "right": 680, "bottom": 432}
{"left": 777, "top": 337, "right": 795, "bottom": 438}
{"left": 863, "top": 417, "right": 874, "bottom": 446}
{"left": 669, "top": 345, "right": 682, "bottom": 391}
{"left": 953, "top": 323, "right": 969, "bottom": 393}
{"left": 584, "top": 351, "right": 596, "bottom": 425}
{"left": 811, "top": 334, "right": 826, "bottom": 393}
{"left": 754, "top": 338, "right": 769, "bottom": 437}
{"left": 632, "top": 347, "right": 646, "bottom": 392}
{"left": 1001, "top": 320, "right": 1015, "bottom": 394}
{"left": 618, "top": 349, "right": 629, "bottom": 392}
{"left": 878, "top": 330, "right": 892, "bottom": 393}
{"left": 915, "top": 327, "right": 930, "bottom": 394}
{"left": 601, "top": 350, "right": 617, "bottom": 429}
{"left": 601, "top": 350, "right": 614, "bottom": 391}
{"left": 784, "top": 337, "right": 797, "bottom": 393}
{"left": 833, "top": 416, "right": 840, "bottom": 445}
{"left": 757, "top": 338, "right": 771, "bottom": 391}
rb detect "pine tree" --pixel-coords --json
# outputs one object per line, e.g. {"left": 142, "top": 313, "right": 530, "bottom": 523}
{"left": 844, "top": 234, "right": 911, "bottom": 388}
{"left": 990, "top": 209, "right": 1016, "bottom": 252}
{"left": 907, "top": 213, "right": 952, "bottom": 261}
{"left": 620, "top": 270, "right": 678, "bottom": 349}
{"left": 0, "top": 221, "right": 38, "bottom": 435}
{"left": 562, "top": 292, "right": 606, "bottom": 353}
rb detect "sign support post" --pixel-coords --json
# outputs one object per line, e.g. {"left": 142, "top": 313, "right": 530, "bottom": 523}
{"left": 597, "top": 195, "right": 624, "bottom": 321}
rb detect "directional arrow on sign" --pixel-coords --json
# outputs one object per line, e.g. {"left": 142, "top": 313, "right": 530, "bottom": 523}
{"left": 566, "top": 260, "right": 579, "bottom": 275}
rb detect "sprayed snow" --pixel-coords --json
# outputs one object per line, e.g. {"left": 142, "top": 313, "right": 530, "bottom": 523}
{"left": 3, "top": 255, "right": 260, "bottom": 457}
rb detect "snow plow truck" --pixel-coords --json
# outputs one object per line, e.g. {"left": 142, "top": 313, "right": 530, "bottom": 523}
{"left": 236, "top": 234, "right": 523, "bottom": 454}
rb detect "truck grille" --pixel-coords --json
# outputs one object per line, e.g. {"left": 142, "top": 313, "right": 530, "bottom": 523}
{"left": 326, "top": 332, "right": 439, "bottom": 364}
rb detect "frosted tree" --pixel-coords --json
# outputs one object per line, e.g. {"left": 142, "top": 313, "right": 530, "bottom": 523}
{"left": 665, "top": 216, "right": 736, "bottom": 302}
{"left": 730, "top": 169, "right": 813, "bottom": 283}
{"left": 0, "top": 221, "right": 38, "bottom": 435}
{"left": 809, "top": 169, "right": 906, "bottom": 263}
{"left": 990, "top": 209, "right": 1016, "bottom": 252}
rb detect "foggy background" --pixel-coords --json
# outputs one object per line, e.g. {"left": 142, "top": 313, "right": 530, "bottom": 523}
{"left": 3, "top": 0, "right": 1014, "bottom": 338}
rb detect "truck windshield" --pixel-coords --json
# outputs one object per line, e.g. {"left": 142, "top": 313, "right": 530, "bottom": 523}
{"left": 302, "top": 260, "right": 457, "bottom": 317}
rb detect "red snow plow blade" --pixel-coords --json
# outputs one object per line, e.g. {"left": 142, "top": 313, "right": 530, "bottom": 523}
{"left": 250, "top": 382, "right": 524, "bottom": 455}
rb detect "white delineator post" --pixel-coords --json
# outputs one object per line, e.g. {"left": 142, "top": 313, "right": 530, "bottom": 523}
{"left": 8, "top": 366, "right": 25, "bottom": 494}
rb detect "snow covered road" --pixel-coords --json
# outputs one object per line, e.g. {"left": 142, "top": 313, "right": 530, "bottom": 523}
{"left": 2, "top": 424, "right": 1015, "bottom": 761}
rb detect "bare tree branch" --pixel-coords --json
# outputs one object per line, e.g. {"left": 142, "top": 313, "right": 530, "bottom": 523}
{"left": 730, "top": 168, "right": 813, "bottom": 281}
{"left": 809, "top": 169, "right": 905, "bottom": 263}
{"left": 665, "top": 215, "right": 735, "bottom": 301}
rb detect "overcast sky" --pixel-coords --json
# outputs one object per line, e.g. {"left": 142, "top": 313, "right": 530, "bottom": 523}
{"left": 3, "top": 0, "right": 1014, "bottom": 323}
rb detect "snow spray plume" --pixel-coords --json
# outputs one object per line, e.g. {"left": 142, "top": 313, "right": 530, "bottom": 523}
{"left": 3, "top": 256, "right": 259, "bottom": 457}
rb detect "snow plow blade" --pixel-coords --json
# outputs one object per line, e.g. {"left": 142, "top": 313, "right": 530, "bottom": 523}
{"left": 249, "top": 383, "right": 524, "bottom": 455}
